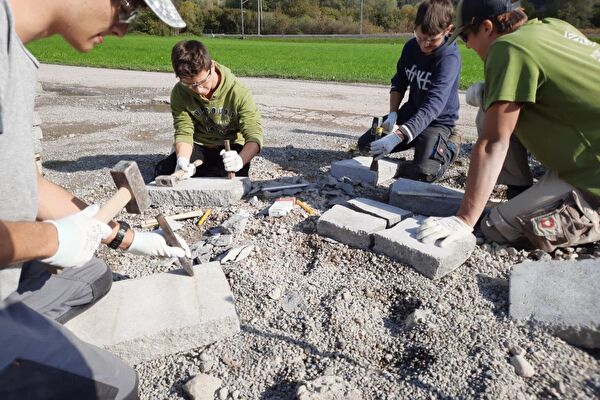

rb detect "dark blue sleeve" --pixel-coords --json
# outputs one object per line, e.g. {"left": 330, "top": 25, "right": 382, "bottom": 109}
{"left": 402, "top": 52, "right": 461, "bottom": 140}
{"left": 390, "top": 48, "right": 408, "bottom": 97}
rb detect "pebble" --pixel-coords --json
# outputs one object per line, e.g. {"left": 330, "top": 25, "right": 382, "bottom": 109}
{"left": 218, "top": 387, "right": 229, "bottom": 400}
{"left": 532, "top": 249, "right": 552, "bottom": 261}
{"left": 509, "top": 355, "right": 535, "bottom": 378}
{"left": 506, "top": 247, "right": 519, "bottom": 257}
{"left": 183, "top": 374, "right": 222, "bottom": 400}
{"left": 269, "top": 287, "right": 282, "bottom": 300}
{"left": 509, "top": 344, "right": 525, "bottom": 356}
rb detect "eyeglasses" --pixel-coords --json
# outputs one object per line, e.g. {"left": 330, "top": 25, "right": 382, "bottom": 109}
{"left": 118, "top": 0, "right": 144, "bottom": 24}
{"left": 413, "top": 30, "right": 446, "bottom": 45}
{"left": 180, "top": 68, "right": 213, "bottom": 91}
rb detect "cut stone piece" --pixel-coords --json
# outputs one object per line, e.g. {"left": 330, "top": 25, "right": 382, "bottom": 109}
{"left": 65, "top": 262, "right": 240, "bottom": 365}
{"left": 317, "top": 205, "right": 387, "bottom": 250}
{"left": 372, "top": 216, "right": 476, "bottom": 279}
{"left": 509, "top": 260, "right": 600, "bottom": 349}
{"left": 347, "top": 197, "right": 411, "bottom": 227}
{"left": 388, "top": 178, "right": 464, "bottom": 217}
{"left": 330, "top": 156, "right": 399, "bottom": 185}
{"left": 147, "top": 177, "right": 250, "bottom": 207}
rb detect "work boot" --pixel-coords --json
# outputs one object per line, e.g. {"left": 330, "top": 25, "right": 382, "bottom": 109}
{"left": 448, "top": 128, "right": 463, "bottom": 164}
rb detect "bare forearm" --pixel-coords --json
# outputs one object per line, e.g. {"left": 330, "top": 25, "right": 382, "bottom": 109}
{"left": 457, "top": 139, "right": 509, "bottom": 227}
{"left": 239, "top": 142, "right": 259, "bottom": 165}
{"left": 0, "top": 221, "right": 58, "bottom": 267}
{"left": 175, "top": 142, "right": 193, "bottom": 159}
{"left": 389, "top": 91, "right": 402, "bottom": 113}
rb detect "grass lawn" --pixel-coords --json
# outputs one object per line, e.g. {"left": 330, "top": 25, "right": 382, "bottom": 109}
{"left": 27, "top": 34, "right": 484, "bottom": 89}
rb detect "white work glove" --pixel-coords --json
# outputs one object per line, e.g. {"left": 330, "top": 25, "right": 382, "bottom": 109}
{"left": 466, "top": 81, "right": 485, "bottom": 108}
{"left": 219, "top": 150, "right": 244, "bottom": 172}
{"left": 175, "top": 156, "right": 196, "bottom": 179}
{"left": 42, "top": 205, "right": 112, "bottom": 268}
{"left": 416, "top": 216, "right": 473, "bottom": 247}
{"left": 381, "top": 111, "right": 398, "bottom": 133}
{"left": 126, "top": 229, "right": 191, "bottom": 259}
{"left": 369, "top": 130, "right": 403, "bottom": 159}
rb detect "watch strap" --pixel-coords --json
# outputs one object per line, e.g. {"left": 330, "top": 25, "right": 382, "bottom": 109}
{"left": 108, "top": 220, "right": 130, "bottom": 250}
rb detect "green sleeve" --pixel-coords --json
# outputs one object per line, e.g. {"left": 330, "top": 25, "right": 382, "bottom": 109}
{"left": 237, "top": 90, "right": 264, "bottom": 149}
{"left": 170, "top": 85, "right": 195, "bottom": 145}
{"left": 484, "top": 41, "right": 543, "bottom": 110}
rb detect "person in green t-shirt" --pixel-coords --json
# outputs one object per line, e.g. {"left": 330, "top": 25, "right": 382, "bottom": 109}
{"left": 154, "top": 40, "right": 263, "bottom": 179}
{"left": 416, "top": 0, "right": 600, "bottom": 252}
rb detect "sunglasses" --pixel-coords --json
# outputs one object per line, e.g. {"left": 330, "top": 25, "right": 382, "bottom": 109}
{"left": 118, "top": 0, "right": 145, "bottom": 24}
{"left": 180, "top": 67, "right": 213, "bottom": 91}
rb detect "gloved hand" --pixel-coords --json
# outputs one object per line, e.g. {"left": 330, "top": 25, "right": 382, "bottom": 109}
{"left": 126, "top": 229, "right": 191, "bottom": 259}
{"left": 219, "top": 150, "right": 244, "bottom": 172}
{"left": 42, "top": 205, "right": 112, "bottom": 268}
{"left": 416, "top": 216, "right": 473, "bottom": 247}
{"left": 175, "top": 156, "right": 196, "bottom": 179}
{"left": 369, "top": 130, "right": 403, "bottom": 159}
{"left": 466, "top": 81, "right": 485, "bottom": 108}
{"left": 381, "top": 111, "right": 398, "bottom": 133}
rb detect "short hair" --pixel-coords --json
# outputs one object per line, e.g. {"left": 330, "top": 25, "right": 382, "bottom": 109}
{"left": 171, "top": 40, "right": 212, "bottom": 79}
{"left": 415, "top": 0, "right": 455, "bottom": 35}
{"left": 489, "top": 8, "right": 528, "bottom": 34}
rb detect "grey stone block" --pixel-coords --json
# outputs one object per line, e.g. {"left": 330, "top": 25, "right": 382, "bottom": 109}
{"left": 65, "top": 262, "right": 240, "bottom": 364}
{"left": 372, "top": 216, "right": 476, "bottom": 279}
{"left": 347, "top": 197, "right": 411, "bottom": 227}
{"left": 388, "top": 178, "right": 464, "bottom": 217}
{"left": 147, "top": 177, "right": 251, "bottom": 207}
{"left": 509, "top": 260, "right": 600, "bottom": 349}
{"left": 317, "top": 205, "right": 387, "bottom": 250}
{"left": 330, "top": 156, "right": 399, "bottom": 185}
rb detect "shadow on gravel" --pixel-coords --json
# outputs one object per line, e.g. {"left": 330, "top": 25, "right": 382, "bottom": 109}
{"left": 43, "top": 153, "right": 168, "bottom": 182}
{"left": 290, "top": 128, "right": 359, "bottom": 141}
{"left": 259, "top": 146, "right": 351, "bottom": 179}
{"left": 475, "top": 274, "right": 509, "bottom": 319}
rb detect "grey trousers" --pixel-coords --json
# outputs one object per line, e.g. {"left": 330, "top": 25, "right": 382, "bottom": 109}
{"left": 0, "top": 259, "right": 139, "bottom": 400}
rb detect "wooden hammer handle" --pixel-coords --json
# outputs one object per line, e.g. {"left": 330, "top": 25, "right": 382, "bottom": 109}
{"left": 223, "top": 140, "right": 236, "bottom": 180}
{"left": 156, "top": 214, "right": 194, "bottom": 276}
{"left": 171, "top": 159, "right": 204, "bottom": 179}
{"left": 96, "top": 187, "right": 132, "bottom": 224}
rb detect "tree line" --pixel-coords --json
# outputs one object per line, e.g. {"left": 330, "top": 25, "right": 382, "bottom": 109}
{"left": 129, "top": 0, "right": 600, "bottom": 36}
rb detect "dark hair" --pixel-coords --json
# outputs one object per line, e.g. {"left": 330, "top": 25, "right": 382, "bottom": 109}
{"left": 171, "top": 40, "right": 212, "bottom": 79}
{"left": 415, "top": 0, "right": 455, "bottom": 35}
{"left": 470, "top": 8, "right": 528, "bottom": 35}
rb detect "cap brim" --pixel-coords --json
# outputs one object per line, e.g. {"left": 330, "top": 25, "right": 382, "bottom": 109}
{"left": 446, "top": 28, "right": 462, "bottom": 46}
{"left": 143, "top": 0, "right": 186, "bottom": 28}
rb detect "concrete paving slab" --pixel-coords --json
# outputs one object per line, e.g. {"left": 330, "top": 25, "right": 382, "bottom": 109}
{"left": 317, "top": 205, "right": 387, "bottom": 250}
{"left": 330, "top": 156, "right": 399, "bottom": 185}
{"left": 509, "top": 260, "right": 600, "bottom": 349}
{"left": 388, "top": 178, "right": 464, "bottom": 217}
{"left": 65, "top": 262, "right": 240, "bottom": 365}
{"left": 347, "top": 197, "right": 412, "bottom": 227}
{"left": 147, "top": 177, "right": 251, "bottom": 207}
{"left": 372, "top": 216, "right": 476, "bottom": 280}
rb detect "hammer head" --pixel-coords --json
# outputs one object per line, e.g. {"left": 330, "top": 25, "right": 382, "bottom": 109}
{"left": 155, "top": 174, "right": 178, "bottom": 187}
{"left": 110, "top": 161, "right": 151, "bottom": 214}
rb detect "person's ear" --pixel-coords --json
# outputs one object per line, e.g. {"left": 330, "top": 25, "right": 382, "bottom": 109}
{"left": 446, "top": 24, "right": 454, "bottom": 35}
{"left": 481, "top": 19, "right": 494, "bottom": 35}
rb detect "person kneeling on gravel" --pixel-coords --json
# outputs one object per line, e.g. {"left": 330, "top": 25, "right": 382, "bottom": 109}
{"left": 0, "top": 0, "right": 191, "bottom": 399}
{"left": 359, "top": 0, "right": 463, "bottom": 183}
{"left": 154, "top": 40, "right": 264, "bottom": 179}
{"left": 417, "top": 0, "right": 600, "bottom": 252}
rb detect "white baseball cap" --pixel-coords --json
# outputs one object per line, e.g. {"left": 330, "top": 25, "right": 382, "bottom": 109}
{"left": 143, "top": 0, "right": 186, "bottom": 28}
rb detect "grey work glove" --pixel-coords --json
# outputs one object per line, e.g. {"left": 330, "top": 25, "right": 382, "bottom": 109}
{"left": 369, "top": 129, "right": 403, "bottom": 160}
{"left": 466, "top": 81, "right": 485, "bottom": 108}
{"left": 381, "top": 111, "right": 398, "bottom": 133}
{"left": 175, "top": 156, "right": 196, "bottom": 179}
{"left": 42, "top": 205, "right": 112, "bottom": 268}
{"left": 416, "top": 216, "right": 473, "bottom": 247}
{"left": 126, "top": 229, "right": 191, "bottom": 259}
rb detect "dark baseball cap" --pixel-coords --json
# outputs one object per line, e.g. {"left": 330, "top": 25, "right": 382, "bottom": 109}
{"left": 447, "top": 0, "right": 519, "bottom": 45}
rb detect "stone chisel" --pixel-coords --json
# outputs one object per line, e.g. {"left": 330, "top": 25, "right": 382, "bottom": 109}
{"left": 155, "top": 213, "right": 194, "bottom": 276}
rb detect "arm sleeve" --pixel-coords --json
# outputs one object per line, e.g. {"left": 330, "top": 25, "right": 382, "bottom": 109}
{"left": 170, "top": 85, "right": 195, "bottom": 145}
{"left": 390, "top": 50, "right": 408, "bottom": 99}
{"left": 236, "top": 91, "right": 263, "bottom": 150}
{"left": 484, "top": 41, "right": 541, "bottom": 110}
{"left": 402, "top": 53, "right": 461, "bottom": 141}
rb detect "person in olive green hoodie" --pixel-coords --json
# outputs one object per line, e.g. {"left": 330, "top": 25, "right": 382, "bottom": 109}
{"left": 155, "top": 40, "right": 263, "bottom": 178}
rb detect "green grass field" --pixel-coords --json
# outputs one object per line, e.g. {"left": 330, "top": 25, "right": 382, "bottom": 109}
{"left": 27, "top": 34, "right": 484, "bottom": 89}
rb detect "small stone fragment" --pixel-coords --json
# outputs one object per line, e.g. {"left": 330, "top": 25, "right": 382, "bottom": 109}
{"left": 509, "top": 355, "right": 535, "bottom": 378}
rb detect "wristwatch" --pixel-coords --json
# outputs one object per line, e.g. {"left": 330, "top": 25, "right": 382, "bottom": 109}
{"left": 108, "top": 220, "right": 130, "bottom": 250}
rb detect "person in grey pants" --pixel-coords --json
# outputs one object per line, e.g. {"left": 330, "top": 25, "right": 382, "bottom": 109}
{"left": 0, "top": 0, "right": 188, "bottom": 399}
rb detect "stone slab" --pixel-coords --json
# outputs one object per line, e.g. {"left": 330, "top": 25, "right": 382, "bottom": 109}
{"left": 509, "top": 260, "right": 600, "bottom": 349}
{"left": 65, "top": 262, "right": 240, "bottom": 365}
{"left": 347, "top": 197, "right": 412, "bottom": 227}
{"left": 388, "top": 178, "right": 464, "bottom": 217}
{"left": 330, "top": 156, "right": 399, "bottom": 185}
{"left": 317, "top": 205, "right": 387, "bottom": 250}
{"left": 372, "top": 216, "right": 476, "bottom": 279}
{"left": 147, "top": 177, "right": 251, "bottom": 207}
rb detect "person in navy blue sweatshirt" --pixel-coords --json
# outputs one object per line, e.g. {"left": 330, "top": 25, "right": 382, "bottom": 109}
{"left": 359, "top": 0, "right": 462, "bottom": 183}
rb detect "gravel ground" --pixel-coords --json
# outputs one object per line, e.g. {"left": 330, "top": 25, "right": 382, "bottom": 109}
{"left": 36, "top": 65, "right": 599, "bottom": 400}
